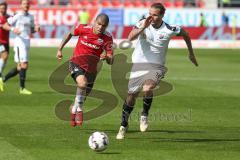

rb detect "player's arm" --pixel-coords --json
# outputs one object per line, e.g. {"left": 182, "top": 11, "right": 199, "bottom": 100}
{"left": 31, "top": 25, "right": 40, "bottom": 33}
{"left": 102, "top": 54, "right": 114, "bottom": 65}
{"left": 30, "top": 17, "right": 40, "bottom": 33}
{"left": 56, "top": 27, "right": 75, "bottom": 60}
{"left": 178, "top": 28, "right": 198, "bottom": 66}
{"left": 2, "top": 22, "right": 20, "bottom": 34}
{"left": 102, "top": 41, "right": 114, "bottom": 65}
{"left": 128, "top": 16, "right": 152, "bottom": 41}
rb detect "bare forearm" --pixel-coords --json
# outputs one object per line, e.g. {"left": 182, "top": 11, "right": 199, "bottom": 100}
{"left": 128, "top": 28, "right": 145, "bottom": 41}
{"left": 3, "top": 23, "right": 12, "bottom": 31}
{"left": 106, "top": 56, "right": 114, "bottom": 65}
{"left": 58, "top": 32, "right": 72, "bottom": 51}
{"left": 184, "top": 35, "right": 194, "bottom": 55}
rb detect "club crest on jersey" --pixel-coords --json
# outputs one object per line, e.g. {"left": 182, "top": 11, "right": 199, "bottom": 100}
{"left": 159, "top": 34, "right": 165, "bottom": 39}
{"left": 97, "top": 38, "right": 103, "bottom": 44}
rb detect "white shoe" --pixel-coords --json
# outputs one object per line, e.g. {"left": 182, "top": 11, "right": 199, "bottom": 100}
{"left": 116, "top": 126, "right": 128, "bottom": 140}
{"left": 140, "top": 115, "right": 148, "bottom": 132}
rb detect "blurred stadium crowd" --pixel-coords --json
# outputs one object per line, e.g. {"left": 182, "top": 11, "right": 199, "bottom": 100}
{"left": 2, "top": 0, "right": 238, "bottom": 8}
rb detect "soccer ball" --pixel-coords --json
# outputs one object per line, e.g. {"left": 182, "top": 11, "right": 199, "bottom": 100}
{"left": 88, "top": 132, "right": 109, "bottom": 152}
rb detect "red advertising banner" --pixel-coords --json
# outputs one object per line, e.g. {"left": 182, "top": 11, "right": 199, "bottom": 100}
{"left": 8, "top": 7, "right": 99, "bottom": 25}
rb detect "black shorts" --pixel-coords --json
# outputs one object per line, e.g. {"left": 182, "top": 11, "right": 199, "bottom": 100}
{"left": 69, "top": 61, "right": 97, "bottom": 93}
{"left": 0, "top": 43, "right": 9, "bottom": 53}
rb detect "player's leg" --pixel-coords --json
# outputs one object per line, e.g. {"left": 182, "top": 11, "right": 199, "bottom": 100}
{"left": 0, "top": 44, "right": 9, "bottom": 91}
{"left": 3, "top": 46, "right": 20, "bottom": 84}
{"left": 19, "top": 62, "right": 31, "bottom": 94}
{"left": 14, "top": 44, "right": 32, "bottom": 95}
{"left": 116, "top": 93, "right": 139, "bottom": 140}
{"left": 117, "top": 68, "right": 144, "bottom": 139}
{"left": 140, "top": 80, "right": 157, "bottom": 132}
{"left": 69, "top": 61, "right": 89, "bottom": 126}
{"left": 140, "top": 67, "right": 167, "bottom": 132}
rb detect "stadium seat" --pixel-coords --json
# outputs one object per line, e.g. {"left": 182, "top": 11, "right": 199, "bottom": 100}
{"left": 80, "top": 0, "right": 91, "bottom": 7}
{"left": 101, "top": 0, "right": 112, "bottom": 7}
{"left": 70, "top": 0, "right": 80, "bottom": 6}
{"left": 6, "top": 0, "right": 37, "bottom": 5}
{"left": 143, "top": 0, "right": 152, "bottom": 7}
{"left": 197, "top": 0, "right": 205, "bottom": 8}
{"left": 91, "top": 0, "right": 99, "bottom": 6}
{"left": 163, "top": 0, "right": 174, "bottom": 8}
{"left": 6, "top": 0, "right": 21, "bottom": 5}
{"left": 112, "top": 0, "right": 122, "bottom": 7}
{"left": 133, "top": 0, "right": 143, "bottom": 7}
{"left": 174, "top": 0, "right": 184, "bottom": 8}
{"left": 53, "top": 0, "right": 60, "bottom": 5}
{"left": 124, "top": 0, "right": 133, "bottom": 7}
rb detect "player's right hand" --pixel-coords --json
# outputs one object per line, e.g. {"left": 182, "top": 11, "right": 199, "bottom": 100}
{"left": 142, "top": 16, "right": 153, "bottom": 29}
{"left": 13, "top": 28, "right": 21, "bottom": 35}
{"left": 56, "top": 50, "right": 63, "bottom": 60}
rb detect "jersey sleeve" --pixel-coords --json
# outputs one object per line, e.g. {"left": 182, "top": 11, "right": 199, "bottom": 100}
{"left": 104, "top": 37, "right": 114, "bottom": 56}
{"left": 73, "top": 24, "right": 84, "bottom": 36}
{"left": 169, "top": 25, "right": 181, "bottom": 36}
{"left": 30, "top": 15, "right": 35, "bottom": 28}
{"left": 7, "top": 14, "right": 19, "bottom": 26}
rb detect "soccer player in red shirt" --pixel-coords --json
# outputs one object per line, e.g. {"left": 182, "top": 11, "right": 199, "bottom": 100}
{"left": 0, "top": 2, "right": 10, "bottom": 91}
{"left": 56, "top": 13, "right": 114, "bottom": 127}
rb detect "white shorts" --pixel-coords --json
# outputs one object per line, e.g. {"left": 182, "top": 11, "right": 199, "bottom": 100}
{"left": 128, "top": 63, "right": 167, "bottom": 94}
{"left": 14, "top": 40, "right": 30, "bottom": 63}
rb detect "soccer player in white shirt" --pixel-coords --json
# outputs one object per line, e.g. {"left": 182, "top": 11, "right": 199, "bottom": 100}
{"left": 116, "top": 3, "right": 198, "bottom": 140}
{"left": 2, "top": 0, "right": 40, "bottom": 95}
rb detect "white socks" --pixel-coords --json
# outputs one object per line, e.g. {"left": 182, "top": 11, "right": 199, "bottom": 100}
{"left": 71, "top": 87, "right": 86, "bottom": 114}
{"left": 0, "top": 58, "right": 4, "bottom": 74}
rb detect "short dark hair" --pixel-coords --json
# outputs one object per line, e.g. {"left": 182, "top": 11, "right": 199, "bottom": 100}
{"left": 96, "top": 13, "right": 109, "bottom": 25}
{"left": 0, "top": 2, "right": 8, "bottom": 8}
{"left": 151, "top": 3, "right": 166, "bottom": 15}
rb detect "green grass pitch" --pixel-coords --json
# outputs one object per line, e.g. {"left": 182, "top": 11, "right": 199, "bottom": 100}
{"left": 0, "top": 47, "right": 240, "bottom": 160}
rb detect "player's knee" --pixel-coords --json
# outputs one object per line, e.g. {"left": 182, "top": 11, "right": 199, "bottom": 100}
{"left": 1, "top": 52, "right": 8, "bottom": 60}
{"left": 142, "top": 84, "right": 155, "bottom": 93}
{"left": 76, "top": 81, "right": 87, "bottom": 90}
{"left": 20, "top": 63, "right": 28, "bottom": 69}
{"left": 126, "top": 94, "right": 137, "bottom": 106}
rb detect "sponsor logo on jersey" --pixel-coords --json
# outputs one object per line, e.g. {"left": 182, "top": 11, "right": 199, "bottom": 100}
{"left": 80, "top": 40, "right": 100, "bottom": 49}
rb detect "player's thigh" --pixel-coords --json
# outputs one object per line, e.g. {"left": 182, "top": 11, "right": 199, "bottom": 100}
{"left": 14, "top": 45, "right": 29, "bottom": 63}
{"left": 69, "top": 61, "right": 88, "bottom": 89}
{"left": 128, "top": 70, "right": 146, "bottom": 94}
{"left": 142, "top": 69, "right": 167, "bottom": 92}
{"left": 142, "top": 79, "right": 158, "bottom": 92}
{"left": 0, "top": 44, "right": 9, "bottom": 60}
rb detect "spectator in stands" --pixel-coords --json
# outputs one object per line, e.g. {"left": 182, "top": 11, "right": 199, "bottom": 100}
{"left": 199, "top": 13, "right": 208, "bottom": 27}
{"left": 38, "top": 0, "right": 51, "bottom": 6}
{"left": 59, "top": 0, "right": 69, "bottom": 5}
{"left": 222, "top": 12, "right": 229, "bottom": 26}
{"left": 79, "top": 8, "right": 90, "bottom": 24}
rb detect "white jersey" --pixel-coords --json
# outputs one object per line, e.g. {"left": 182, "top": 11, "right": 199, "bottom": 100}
{"left": 7, "top": 12, "right": 34, "bottom": 46}
{"left": 132, "top": 19, "right": 181, "bottom": 65}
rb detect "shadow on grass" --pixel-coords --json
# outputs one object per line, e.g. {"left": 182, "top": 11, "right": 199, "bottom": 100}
{"left": 97, "top": 152, "right": 121, "bottom": 155}
{"left": 152, "top": 138, "right": 240, "bottom": 143}
{"left": 146, "top": 130, "right": 205, "bottom": 134}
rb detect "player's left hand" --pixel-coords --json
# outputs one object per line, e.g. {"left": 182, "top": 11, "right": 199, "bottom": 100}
{"left": 189, "top": 53, "right": 198, "bottom": 66}
{"left": 100, "top": 54, "right": 106, "bottom": 61}
{"left": 34, "top": 25, "right": 41, "bottom": 32}
{"left": 56, "top": 50, "right": 63, "bottom": 60}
